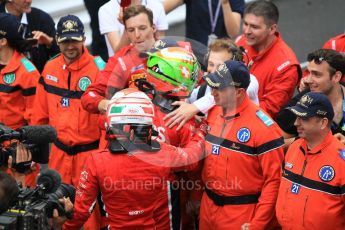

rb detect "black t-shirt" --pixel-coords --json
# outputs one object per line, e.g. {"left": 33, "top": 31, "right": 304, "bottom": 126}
{"left": 184, "top": 0, "right": 245, "bottom": 45}
{"left": 184, "top": 0, "right": 245, "bottom": 70}
{"left": 275, "top": 88, "right": 345, "bottom": 136}
{"left": 0, "top": 4, "right": 60, "bottom": 72}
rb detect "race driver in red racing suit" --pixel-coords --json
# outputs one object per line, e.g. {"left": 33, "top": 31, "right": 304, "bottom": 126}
{"left": 63, "top": 89, "right": 205, "bottom": 229}
{"left": 82, "top": 43, "right": 202, "bottom": 229}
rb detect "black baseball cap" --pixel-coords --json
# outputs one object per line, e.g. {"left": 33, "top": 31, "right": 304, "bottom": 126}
{"left": 203, "top": 60, "right": 250, "bottom": 89}
{"left": 286, "top": 92, "right": 334, "bottom": 120}
{"left": 56, "top": 15, "right": 84, "bottom": 43}
{"left": 0, "top": 13, "right": 21, "bottom": 40}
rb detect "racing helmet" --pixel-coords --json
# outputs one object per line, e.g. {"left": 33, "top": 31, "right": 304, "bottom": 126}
{"left": 106, "top": 89, "right": 158, "bottom": 152}
{"left": 106, "top": 88, "right": 154, "bottom": 128}
{"left": 146, "top": 47, "right": 200, "bottom": 98}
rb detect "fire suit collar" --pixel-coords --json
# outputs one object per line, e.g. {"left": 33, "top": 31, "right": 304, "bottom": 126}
{"left": 1, "top": 51, "right": 22, "bottom": 74}
{"left": 59, "top": 47, "right": 91, "bottom": 71}
{"left": 247, "top": 32, "right": 281, "bottom": 61}
{"left": 301, "top": 131, "right": 333, "bottom": 155}
{"left": 109, "top": 138, "right": 161, "bottom": 153}
{"left": 221, "top": 95, "right": 250, "bottom": 119}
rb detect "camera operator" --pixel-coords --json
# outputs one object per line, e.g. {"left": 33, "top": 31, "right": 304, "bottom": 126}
{"left": 0, "top": 171, "right": 74, "bottom": 230}
{"left": 50, "top": 197, "right": 74, "bottom": 229}
{"left": 4, "top": 142, "right": 33, "bottom": 186}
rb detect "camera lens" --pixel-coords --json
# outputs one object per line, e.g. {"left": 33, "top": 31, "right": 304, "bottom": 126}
{"left": 47, "top": 183, "right": 75, "bottom": 203}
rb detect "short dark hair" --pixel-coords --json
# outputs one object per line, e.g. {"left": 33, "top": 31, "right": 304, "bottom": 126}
{"left": 244, "top": 0, "right": 279, "bottom": 26}
{"left": 208, "top": 39, "right": 243, "bottom": 62}
{"left": 307, "top": 49, "right": 345, "bottom": 76}
{"left": 0, "top": 172, "right": 19, "bottom": 214}
{"left": 123, "top": 5, "right": 153, "bottom": 28}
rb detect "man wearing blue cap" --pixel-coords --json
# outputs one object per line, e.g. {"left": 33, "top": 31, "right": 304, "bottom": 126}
{"left": 200, "top": 60, "right": 284, "bottom": 229}
{"left": 31, "top": 14, "right": 105, "bottom": 230}
{"left": 276, "top": 92, "right": 345, "bottom": 229}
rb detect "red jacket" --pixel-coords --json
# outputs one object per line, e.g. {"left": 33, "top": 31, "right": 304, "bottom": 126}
{"left": 0, "top": 51, "right": 40, "bottom": 129}
{"left": 323, "top": 33, "right": 345, "bottom": 53}
{"left": 81, "top": 44, "right": 147, "bottom": 113}
{"left": 323, "top": 33, "right": 345, "bottom": 83}
{"left": 202, "top": 96, "right": 284, "bottom": 229}
{"left": 236, "top": 32, "right": 301, "bottom": 118}
{"left": 32, "top": 48, "right": 105, "bottom": 145}
{"left": 63, "top": 130, "right": 205, "bottom": 230}
{"left": 276, "top": 132, "right": 345, "bottom": 230}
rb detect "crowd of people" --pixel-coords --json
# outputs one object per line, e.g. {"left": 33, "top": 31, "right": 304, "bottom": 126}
{"left": 0, "top": 0, "right": 344, "bottom": 230}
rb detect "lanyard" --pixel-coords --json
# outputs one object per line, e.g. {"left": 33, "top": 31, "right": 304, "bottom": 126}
{"left": 208, "top": 0, "right": 221, "bottom": 34}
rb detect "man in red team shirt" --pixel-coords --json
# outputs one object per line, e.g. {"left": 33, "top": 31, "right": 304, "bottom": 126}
{"left": 236, "top": 0, "right": 301, "bottom": 117}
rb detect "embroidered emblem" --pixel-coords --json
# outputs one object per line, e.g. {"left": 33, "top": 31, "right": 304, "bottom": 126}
{"left": 237, "top": 128, "right": 251, "bottom": 143}
{"left": 318, "top": 165, "right": 335, "bottom": 182}
{"left": 3, "top": 73, "right": 15, "bottom": 84}
{"left": 78, "top": 76, "right": 91, "bottom": 91}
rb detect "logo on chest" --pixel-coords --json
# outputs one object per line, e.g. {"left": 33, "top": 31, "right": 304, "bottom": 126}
{"left": 78, "top": 76, "right": 91, "bottom": 91}
{"left": 318, "top": 165, "right": 335, "bottom": 182}
{"left": 3, "top": 73, "right": 15, "bottom": 84}
{"left": 237, "top": 127, "right": 251, "bottom": 143}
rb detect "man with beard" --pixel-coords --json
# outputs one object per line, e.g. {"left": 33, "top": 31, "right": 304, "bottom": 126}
{"left": 32, "top": 14, "right": 105, "bottom": 230}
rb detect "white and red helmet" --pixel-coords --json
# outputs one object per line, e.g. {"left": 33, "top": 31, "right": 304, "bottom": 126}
{"left": 106, "top": 88, "right": 154, "bottom": 127}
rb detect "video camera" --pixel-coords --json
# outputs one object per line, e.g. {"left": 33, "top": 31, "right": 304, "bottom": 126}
{"left": 0, "top": 169, "right": 75, "bottom": 230}
{"left": 0, "top": 124, "right": 57, "bottom": 173}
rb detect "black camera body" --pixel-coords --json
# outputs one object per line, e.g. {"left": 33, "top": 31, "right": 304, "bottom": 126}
{"left": 0, "top": 170, "right": 75, "bottom": 230}
{"left": 0, "top": 124, "right": 56, "bottom": 172}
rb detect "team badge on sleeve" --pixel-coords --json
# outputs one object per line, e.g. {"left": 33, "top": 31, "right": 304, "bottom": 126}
{"left": 339, "top": 149, "right": 345, "bottom": 161}
{"left": 319, "top": 165, "right": 335, "bottom": 182}
{"left": 256, "top": 110, "right": 273, "bottom": 126}
{"left": 237, "top": 128, "right": 251, "bottom": 143}
{"left": 212, "top": 145, "right": 220, "bottom": 155}
{"left": 78, "top": 76, "right": 91, "bottom": 91}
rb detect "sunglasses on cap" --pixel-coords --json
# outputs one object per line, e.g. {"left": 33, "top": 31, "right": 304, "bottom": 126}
{"left": 307, "top": 53, "right": 329, "bottom": 64}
